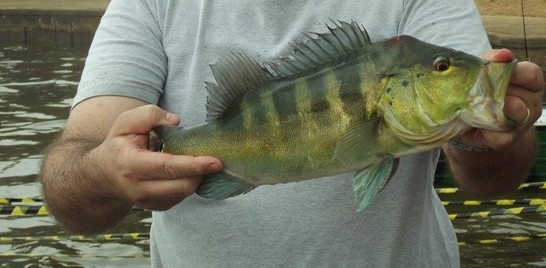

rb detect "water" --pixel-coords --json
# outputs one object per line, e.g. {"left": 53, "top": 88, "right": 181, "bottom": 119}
{"left": 0, "top": 45, "right": 151, "bottom": 267}
{"left": 0, "top": 45, "right": 545, "bottom": 267}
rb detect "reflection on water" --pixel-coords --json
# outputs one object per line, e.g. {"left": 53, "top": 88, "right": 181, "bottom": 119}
{"left": 0, "top": 45, "right": 545, "bottom": 267}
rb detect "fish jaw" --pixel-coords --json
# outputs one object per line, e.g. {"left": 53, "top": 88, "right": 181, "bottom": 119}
{"left": 459, "top": 59, "right": 518, "bottom": 131}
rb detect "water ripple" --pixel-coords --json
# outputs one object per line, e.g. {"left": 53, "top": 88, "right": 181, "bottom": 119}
{"left": 0, "top": 80, "right": 79, "bottom": 87}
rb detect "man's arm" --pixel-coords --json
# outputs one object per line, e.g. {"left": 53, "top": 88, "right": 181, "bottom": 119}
{"left": 443, "top": 49, "right": 545, "bottom": 198}
{"left": 40, "top": 96, "right": 222, "bottom": 234}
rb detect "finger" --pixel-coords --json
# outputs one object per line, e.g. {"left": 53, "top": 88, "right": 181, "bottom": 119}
{"left": 503, "top": 95, "right": 529, "bottom": 125}
{"left": 130, "top": 177, "right": 204, "bottom": 210}
{"left": 111, "top": 105, "right": 180, "bottom": 136}
{"left": 505, "top": 83, "right": 543, "bottom": 127}
{"left": 509, "top": 61, "right": 545, "bottom": 93}
{"left": 480, "top": 48, "right": 513, "bottom": 62}
{"left": 480, "top": 129, "right": 514, "bottom": 150}
{"left": 130, "top": 152, "right": 223, "bottom": 181}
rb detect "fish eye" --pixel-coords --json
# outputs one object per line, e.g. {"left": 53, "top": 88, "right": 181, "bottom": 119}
{"left": 433, "top": 56, "right": 450, "bottom": 72}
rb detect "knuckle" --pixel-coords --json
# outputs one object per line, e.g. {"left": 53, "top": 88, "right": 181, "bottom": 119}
{"left": 179, "top": 182, "right": 199, "bottom": 197}
{"left": 520, "top": 62, "right": 543, "bottom": 87}
{"left": 142, "top": 104, "right": 163, "bottom": 120}
{"left": 162, "top": 163, "right": 180, "bottom": 180}
{"left": 133, "top": 192, "right": 151, "bottom": 206}
{"left": 160, "top": 157, "right": 183, "bottom": 179}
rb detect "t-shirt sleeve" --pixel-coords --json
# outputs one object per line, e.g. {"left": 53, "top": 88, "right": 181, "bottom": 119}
{"left": 72, "top": 0, "right": 166, "bottom": 109}
{"left": 398, "top": 0, "right": 491, "bottom": 56}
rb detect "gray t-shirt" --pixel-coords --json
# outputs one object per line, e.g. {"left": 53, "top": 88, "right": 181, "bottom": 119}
{"left": 75, "top": 0, "right": 490, "bottom": 267}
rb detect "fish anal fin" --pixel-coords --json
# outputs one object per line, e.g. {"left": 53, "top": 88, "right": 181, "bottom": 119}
{"left": 197, "top": 172, "right": 256, "bottom": 200}
{"left": 353, "top": 157, "right": 399, "bottom": 212}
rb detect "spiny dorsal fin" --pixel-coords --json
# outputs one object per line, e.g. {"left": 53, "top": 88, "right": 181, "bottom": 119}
{"left": 266, "top": 20, "right": 372, "bottom": 80}
{"left": 205, "top": 52, "right": 271, "bottom": 121}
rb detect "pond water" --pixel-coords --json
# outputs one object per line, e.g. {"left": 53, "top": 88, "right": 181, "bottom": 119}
{"left": 0, "top": 44, "right": 545, "bottom": 267}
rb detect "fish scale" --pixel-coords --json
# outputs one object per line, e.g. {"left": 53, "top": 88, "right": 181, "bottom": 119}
{"left": 157, "top": 20, "right": 517, "bottom": 211}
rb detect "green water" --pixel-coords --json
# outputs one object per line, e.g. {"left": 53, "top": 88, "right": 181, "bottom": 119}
{"left": 0, "top": 44, "right": 545, "bottom": 267}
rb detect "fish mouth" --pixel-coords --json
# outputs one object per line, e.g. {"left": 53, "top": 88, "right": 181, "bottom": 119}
{"left": 460, "top": 59, "right": 518, "bottom": 131}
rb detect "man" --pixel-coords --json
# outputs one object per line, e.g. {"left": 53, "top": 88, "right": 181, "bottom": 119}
{"left": 40, "top": 0, "right": 545, "bottom": 267}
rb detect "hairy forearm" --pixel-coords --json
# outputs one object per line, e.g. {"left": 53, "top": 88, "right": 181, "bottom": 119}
{"left": 40, "top": 137, "right": 132, "bottom": 234}
{"left": 443, "top": 129, "right": 538, "bottom": 199}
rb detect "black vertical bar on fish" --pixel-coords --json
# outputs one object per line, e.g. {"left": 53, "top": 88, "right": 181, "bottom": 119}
{"left": 336, "top": 63, "right": 366, "bottom": 123}
{"left": 307, "top": 72, "right": 340, "bottom": 128}
{"left": 272, "top": 82, "right": 299, "bottom": 121}
{"left": 309, "top": 74, "right": 331, "bottom": 115}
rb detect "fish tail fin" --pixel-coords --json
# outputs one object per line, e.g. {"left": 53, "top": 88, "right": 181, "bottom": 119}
{"left": 197, "top": 172, "right": 256, "bottom": 200}
{"left": 154, "top": 125, "right": 179, "bottom": 141}
{"left": 153, "top": 125, "right": 182, "bottom": 152}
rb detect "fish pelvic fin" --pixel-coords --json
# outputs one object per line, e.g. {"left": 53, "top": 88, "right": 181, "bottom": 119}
{"left": 205, "top": 53, "right": 272, "bottom": 122}
{"left": 353, "top": 156, "right": 399, "bottom": 212}
{"left": 266, "top": 20, "right": 372, "bottom": 81}
{"left": 197, "top": 172, "right": 256, "bottom": 200}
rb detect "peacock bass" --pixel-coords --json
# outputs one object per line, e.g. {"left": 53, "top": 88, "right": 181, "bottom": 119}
{"left": 157, "top": 21, "right": 517, "bottom": 212}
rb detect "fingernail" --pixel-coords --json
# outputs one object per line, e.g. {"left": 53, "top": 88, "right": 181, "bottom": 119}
{"left": 208, "top": 163, "right": 222, "bottom": 172}
{"left": 165, "top": 112, "right": 177, "bottom": 122}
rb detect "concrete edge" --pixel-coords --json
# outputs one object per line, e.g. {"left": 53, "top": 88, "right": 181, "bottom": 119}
{"left": 0, "top": 9, "right": 105, "bottom": 17}
{"left": 488, "top": 34, "right": 546, "bottom": 48}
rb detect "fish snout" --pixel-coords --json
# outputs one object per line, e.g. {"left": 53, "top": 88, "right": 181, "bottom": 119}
{"left": 459, "top": 59, "right": 518, "bottom": 131}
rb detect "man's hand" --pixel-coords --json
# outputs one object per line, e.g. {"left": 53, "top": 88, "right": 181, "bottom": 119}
{"left": 456, "top": 49, "right": 545, "bottom": 150}
{"left": 89, "top": 105, "right": 223, "bottom": 211}
{"left": 443, "top": 48, "right": 545, "bottom": 198}
{"left": 41, "top": 97, "right": 223, "bottom": 234}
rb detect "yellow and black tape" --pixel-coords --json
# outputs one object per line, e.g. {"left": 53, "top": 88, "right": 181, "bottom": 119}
{"left": 0, "top": 198, "right": 43, "bottom": 204}
{"left": 449, "top": 205, "right": 546, "bottom": 220}
{"left": 436, "top": 182, "right": 546, "bottom": 195}
{"left": 435, "top": 187, "right": 459, "bottom": 194}
{"left": 0, "top": 205, "right": 49, "bottom": 216}
{"left": 0, "top": 205, "right": 145, "bottom": 216}
{"left": 518, "top": 182, "right": 546, "bottom": 190}
{"left": 442, "top": 198, "right": 546, "bottom": 206}
{"left": 0, "top": 233, "right": 150, "bottom": 243}
{"left": 0, "top": 252, "right": 150, "bottom": 259}
{"left": 458, "top": 233, "right": 546, "bottom": 246}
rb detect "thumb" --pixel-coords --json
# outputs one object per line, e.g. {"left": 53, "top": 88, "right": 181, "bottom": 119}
{"left": 110, "top": 105, "right": 180, "bottom": 136}
{"left": 481, "top": 48, "right": 514, "bottom": 62}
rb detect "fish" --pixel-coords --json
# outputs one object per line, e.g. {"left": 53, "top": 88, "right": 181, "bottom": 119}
{"left": 157, "top": 20, "right": 517, "bottom": 212}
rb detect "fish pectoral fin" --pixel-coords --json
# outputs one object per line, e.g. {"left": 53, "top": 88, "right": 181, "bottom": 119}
{"left": 333, "top": 119, "right": 380, "bottom": 168}
{"left": 353, "top": 156, "right": 399, "bottom": 212}
{"left": 197, "top": 172, "right": 256, "bottom": 200}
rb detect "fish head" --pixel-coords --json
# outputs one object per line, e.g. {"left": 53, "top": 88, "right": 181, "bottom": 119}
{"left": 378, "top": 36, "right": 516, "bottom": 145}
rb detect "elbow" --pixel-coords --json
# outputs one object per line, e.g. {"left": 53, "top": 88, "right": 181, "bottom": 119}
{"left": 45, "top": 202, "right": 130, "bottom": 235}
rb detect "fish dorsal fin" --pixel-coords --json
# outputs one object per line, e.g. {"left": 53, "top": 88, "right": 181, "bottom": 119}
{"left": 205, "top": 53, "right": 271, "bottom": 121}
{"left": 267, "top": 20, "right": 372, "bottom": 80}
